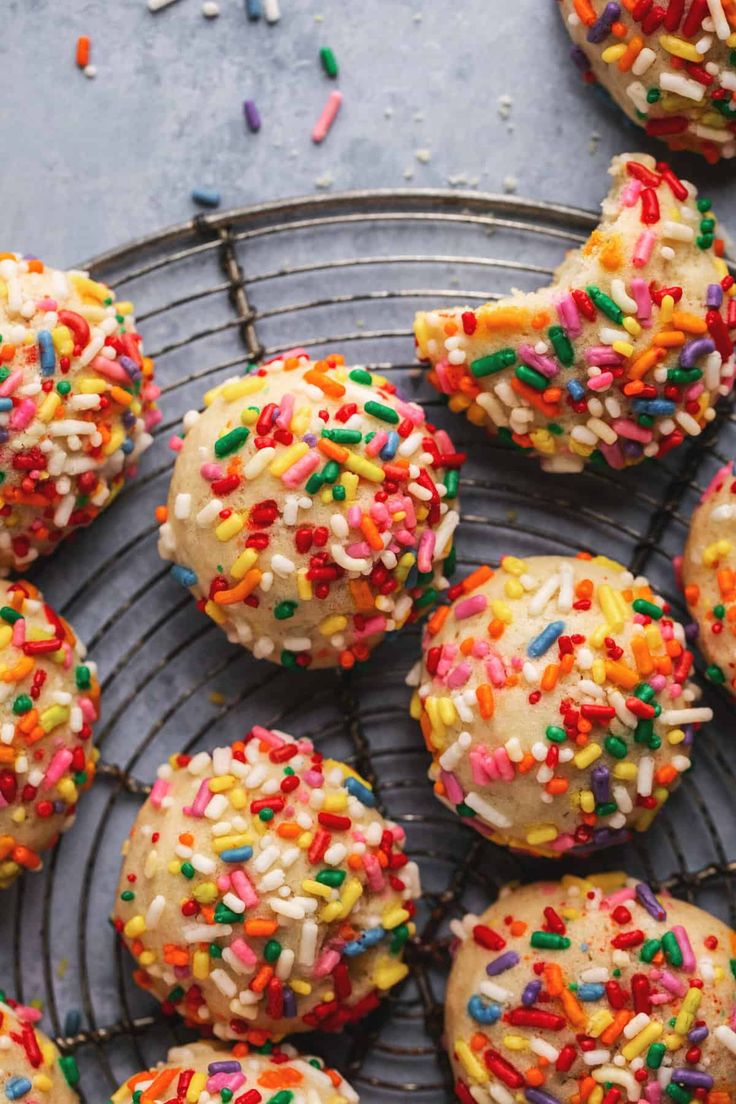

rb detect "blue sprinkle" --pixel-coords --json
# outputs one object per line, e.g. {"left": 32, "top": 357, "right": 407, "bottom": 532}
{"left": 220, "top": 845, "right": 253, "bottom": 863}
{"left": 63, "top": 1009, "right": 82, "bottom": 1036}
{"left": 37, "top": 330, "right": 55, "bottom": 376}
{"left": 171, "top": 564, "right": 198, "bottom": 587}
{"left": 527, "top": 620, "right": 565, "bottom": 659}
{"left": 468, "top": 994, "right": 502, "bottom": 1025}
{"left": 345, "top": 776, "right": 375, "bottom": 807}
{"left": 0, "top": 398, "right": 12, "bottom": 412}
{"left": 344, "top": 927, "right": 385, "bottom": 956}
{"left": 566, "top": 379, "right": 585, "bottom": 402}
{"left": 577, "top": 983, "right": 606, "bottom": 1001}
{"left": 246, "top": 0, "right": 262, "bottom": 18}
{"left": 6, "top": 1079, "right": 33, "bottom": 1101}
{"left": 121, "top": 438, "right": 135, "bottom": 454}
{"left": 380, "top": 431, "right": 399, "bottom": 460}
{"left": 192, "top": 187, "right": 222, "bottom": 209}
{"left": 632, "top": 399, "right": 676, "bottom": 416}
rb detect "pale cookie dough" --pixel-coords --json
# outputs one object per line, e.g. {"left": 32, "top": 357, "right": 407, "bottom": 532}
{"left": 0, "top": 579, "right": 100, "bottom": 889}
{"left": 559, "top": 0, "right": 736, "bottom": 162}
{"left": 446, "top": 874, "right": 736, "bottom": 1104}
{"left": 414, "top": 153, "right": 734, "bottom": 472}
{"left": 0, "top": 253, "right": 159, "bottom": 571}
{"left": 109, "top": 1040, "right": 358, "bottom": 1103}
{"left": 682, "top": 460, "right": 736, "bottom": 693}
{"left": 114, "top": 726, "right": 420, "bottom": 1039}
{"left": 0, "top": 999, "right": 78, "bottom": 1101}
{"left": 158, "top": 351, "right": 463, "bottom": 669}
{"left": 411, "top": 554, "right": 710, "bottom": 857}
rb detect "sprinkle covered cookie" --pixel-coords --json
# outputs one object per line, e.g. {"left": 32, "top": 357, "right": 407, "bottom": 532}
{"left": 114, "top": 727, "right": 420, "bottom": 1039}
{"left": 413, "top": 154, "right": 734, "bottom": 472}
{"left": 0, "top": 579, "right": 100, "bottom": 889}
{"left": 682, "top": 460, "right": 736, "bottom": 692}
{"left": 411, "top": 554, "right": 710, "bottom": 856}
{"left": 109, "top": 1040, "right": 357, "bottom": 1104}
{"left": 446, "top": 875, "right": 736, "bottom": 1104}
{"left": 158, "top": 352, "right": 463, "bottom": 668}
{"left": 0, "top": 254, "right": 159, "bottom": 571}
{"left": 559, "top": 0, "right": 736, "bottom": 162}
{"left": 0, "top": 997, "right": 79, "bottom": 1101}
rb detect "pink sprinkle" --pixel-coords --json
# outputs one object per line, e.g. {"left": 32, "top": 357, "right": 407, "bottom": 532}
{"left": 633, "top": 231, "right": 655, "bottom": 268}
{"left": 200, "top": 462, "right": 223, "bottom": 481}
{"left": 0, "top": 370, "right": 22, "bottom": 397}
{"left": 440, "top": 769, "right": 465, "bottom": 804}
{"left": 354, "top": 614, "right": 387, "bottom": 639}
{"left": 347, "top": 505, "right": 362, "bottom": 529}
{"left": 251, "top": 725, "right": 283, "bottom": 748}
{"left": 658, "top": 969, "right": 686, "bottom": 996}
{"left": 395, "top": 398, "right": 424, "bottom": 426}
{"left": 231, "top": 869, "right": 259, "bottom": 908}
{"left": 276, "top": 393, "right": 294, "bottom": 430}
{"left": 362, "top": 851, "right": 386, "bottom": 892}
{"left": 185, "top": 778, "right": 212, "bottom": 818}
{"left": 621, "top": 179, "right": 643, "bottom": 207}
{"left": 556, "top": 293, "right": 581, "bottom": 338}
{"left": 645, "top": 1085, "right": 662, "bottom": 1104}
{"left": 230, "top": 937, "right": 257, "bottom": 968}
{"left": 493, "top": 747, "right": 514, "bottom": 782}
{"left": 314, "top": 948, "right": 340, "bottom": 977}
{"left": 631, "top": 277, "right": 652, "bottom": 323}
{"left": 585, "top": 347, "right": 624, "bottom": 367}
{"left": 150, "top": 778, "right": 170, "bottom": 809}
{"left": 91, "top": 354, "right": 131, "bottom": 383}
{"left": 169, "top": 435, "right": 184, "bottom": 452}
{"left": 78, "top": 696, "right": 98, "bottom": 722}
{"left": 312, "top": 90, "right": 342, "bottom": 144}
{"left": 433, "top": 360, "right": 455, "bottom": 395}
{"left": 417, "top": 529, "right": 436, "bottom": 573}
{"left": 672, "top": 924, "right": 696, "bottom": 971}
{"left": 365, "top": 430, "right": 388, "bottom": 458}
{"left": 587, "top": 371, "right": 614, "bottom": 392}
{"left": 446, "top": 660, "right": 472, "bottom": 689}
{"left": 282, "top": 451, "right": 320, "bottom": 488}
{"left": 454, "top": 594, "right": 488, "bottom": 621}
{"left": 434, "top": 428, "right": 455, "bottom": 454}
{"left": 485, "top": 655, "right": 506, "bottom": 687}
{"left": 549, "top": 834, "right": 575, "bottom": 852}
{"left": 612, "top": 419, "right": 653, "bottom": 444}
{"left": 601, "top": 886, "right": 636, "bottom": 909}
{"left": 9, "top": 399, "right": 36, "bottom": 431}
{"left": 208, "top": 1073, "right": 246, "bottom": 1093}
{"left": 13, "top": 1004, "right": 42, "bottom": 1025}
{"left": 43, "top": 748, "right": 74, "bottom": 788}
{"left": 36, "top": 297, "right": 58, "bottom": 311}
{"left": 11, "top": 619, "right": 25, "bottom": 647}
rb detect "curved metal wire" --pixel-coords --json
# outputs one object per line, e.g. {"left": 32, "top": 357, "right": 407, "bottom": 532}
{"left": 1, "top": 188, "right": 735, "bottom": 1102}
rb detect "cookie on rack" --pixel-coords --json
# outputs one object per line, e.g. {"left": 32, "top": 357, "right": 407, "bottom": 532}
{"left": 682, "top": 459, "right": 736, "bottom": 693}
{"left": 0, "top": 253, "right": 160, "bottom": 572}
{"left": 413, "top": 153, "right": 734, "bottom": 472}
{"left": 558, "top": 0, "right": 736, "bottom": 162}
{"left": 411, "top": 553, "right": 710, "bottom": 856}
{"left": 157, "top": 351, "right": 463, "bottom": 668}
{"left": 0, "top": 579, "right": 100, "bottom": 889}
{"left": 446, "top": 874, "right": 736, "bottom": 1104}
{"left": 114, "top": 726, "right": 420, "bottom": 1039}
{"left": 0, "top": 997, "right": 79, "bottom": 1101}
{"left": 109, "top": 1039, "right": 357, "bottom": 1103}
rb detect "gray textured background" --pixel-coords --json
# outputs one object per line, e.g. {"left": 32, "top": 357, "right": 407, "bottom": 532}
{"left": 2, "top": 0, "right": 734, "bottom": 267}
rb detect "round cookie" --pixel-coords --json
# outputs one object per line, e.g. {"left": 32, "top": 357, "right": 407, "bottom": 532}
{"left": 0, "top": 253, "right": 159, "bottom": 572}
{"left": 446, "top": 874, "right": 736, "bottom": 1104}
{"left": 114, "top": 726, "right": 420, "bottom": 1039}
{"left": 682, "top": 460, "right": 736, "bottom": 693}
{"left": 0, "top": 998, "right": 79, "bottom": 1101}
{"left": 0, "top": 579, "right": 100, "bottom": 888}
{"left": 559, "top": 0, "right": 736, "bottom": 162}
{"left": 109, "top": 1040, "right": 357, "bottom": 1103}
{"left": 157, "top": 351, "right": 462, "bottom": 668}
{"left": 412, "top": 554, "right": 710, "bottom": 856}
{"left": 414, "top": 153, "right": 734, "bottom": 473}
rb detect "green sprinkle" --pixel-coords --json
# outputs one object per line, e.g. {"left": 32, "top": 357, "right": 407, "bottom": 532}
{"left": 209, "top": 943, "right": 223, "bottom": 958}
{"left": 364, "top": 400, "right": 399, "bottom": 424}
{"left": 316, "top": 869, "right": 346, "bottom": 886}
{"left": 214, "top": 426, "right": 250, "bottom": 458}
{"left": 714, "top": 603, "right": 726, "bottom": 620}
{"left": 596, "top": 801, "right": 617, "bottom": 817}
{"left": 706, "top": 663, "right": 726, "bottom": 684}
{"left": 180, "top": 862, "right": 195, "bottom": 880}
{"left": 264, "top": 939, "right": 282, "bottom": 962}
{"left": 390, "top": 923, "right": 410, "bottom": 954}
{"left": 444, "top": 543, "right": 457, "bottom": 577}
{"left": 0, "top": 606, "right": 22, "bottom": 624}
{"left": 320, "top": 45, "right": 339, "bottom": 78}
{"left": 587, "top": 285, "right": 624, "bottom": 324}
{"left": 445, "top": 469, "right": 460, "bottom": 498}
{"left": 349, "top": 368, "right": 373, "bottom": 385}
{"left": 76, "top": 665, "right": 91, "bottom": 690}
{"left": 604, "top": 735, "right": 627, "bottom": 759}
{"left": 515, "top": 364, "right": 548, "bottom": 391}
{"left": 414, "top": 587, "right": 438, "bottom": 609}
{"left": 305, "top": 473, "right": 323, "bottom": 494}
{"left": 214, "top": 903, "right": 243, "bottom": 924}
{"left": 632, "top": 598, "right": 662, "bottom": 620}
{"left": 646, "top": 1042, "right": 666, "bottom": 1070}
{"left": 646, "top": 87, "right": 661, "bottom": 103}
{"left": 634, "top": 682, "right": 656, "bottom": 703}
{"left": 12, "top": 695, "right": 32, "bottom": 715}
{"left": 700, "top": 217, "right": 716, "bottom": 233}
{"left": 667, "top": 368, "right": 702, "bottom": 384}
{"left": 332, "top": 484, "right": 346, "bottom": 501}
{"left": 120, "top": 889, "right": 135, "bottom": 902}
{"left": 221, "top": 1091, "right": 233, "bottom": 1104}
{"left": 470, "top": 349, "right": 515, "bottom": 377}
{"left": 280, "top": 650, "right": 298, "bottom": 668}
{"left": 168, "top": 985, "right": 185, "bottom": 1003}
{"left": 661, "top": 930, "right": 683, "bottom": 967}
{"left": 530, "top": 931, "right": 571, "bottom": 950}
{"left": 548, "top": 325, "right": 574, "bottom": 366}
{"left": 697, "top": 234, "right": 714, "bottom": 250}
{"left": 456, "top": 802, "right": 475, "bottom": 818}
{"left": 259, "top": 807, "right": 274, "bottom": 822}
{"left": 637, "top": 414, "right": 654, "bottom": 429}
{"left": 641, "top": 938, "right": 661, "bottom": 963}
{"left": 730, "top": 958, "right": 736, "bottom": 979}
{"left": 548, "top": 423, "right": 564, "bottom": 435}
{"left": 274, "top": 600, "right": 297, "bottom": 620}
{"left": 665, "top": 1083, "right": 692, "bottom": 1104}
{"left": 546, "top": 726, "right": 567, "bottom": 743}
{"left": 634, "top": 718, "right": 653, "bottom": 746}
{"left": 268, "top": 1092, "right": 295, "bottom": 1104}
{"left": 323, "top": 428, "right": 362, "bottom": 444}
{"left": 322, "top": 460, "right": 340, "bottom": 484}
{"left": 59, "top": 1055, "right": 81, "bottom": 1087}
{"left": 697, "top": 197, "right": 712, "bottom": 213}
{"left": 56, "top": 380, "right": 71, "bottom": 396}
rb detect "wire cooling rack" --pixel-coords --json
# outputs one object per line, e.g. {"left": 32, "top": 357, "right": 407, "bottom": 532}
{"left": 2, "top": 189, "right": 736, "bottom": 1101}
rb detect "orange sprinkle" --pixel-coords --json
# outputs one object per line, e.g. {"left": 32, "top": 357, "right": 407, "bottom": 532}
{"left": 317, "top": 437, "right": 349, "bottom": 464}
{"left": 427, "top": 604, "right": 450, "bottom": 637}
{"left": 653, "top": 330, "right": 686, "bottom": 348}
{"left": 488, "top": 618, "right": 505, "bottom": 640}
{"left": 627, "top": 346, "right": 666, "bottom": 380}
{"left": 155, "top": 505, "right": 168, "bottom": 524}
{"left": 213, "top": 569, "right": 262, "bottom": 605}
{"left": 600, "top": 1009, "right": 633, "bottom": 1046}
{"left": 509, "top": 919, "right": 527, "bottom": 937}
{"left": 604, "top": 659, "right": 639, "bottom": 690}
{"left": 360, "top": 515, "right": 384, "bottom": 551}
{"left": 541, "top": 663, "right": 559, "bottom": 692}
{"left": 476, "top": 684, "right": 494, "bottom": 719}
{"left": 618, "top": 34, "right": 643, "bottom": 70}
{"left": 461, "top": 565, "right": 494, "bottom": 594}
{"left": 544, "top": 963, "right": 564, "bottom": 997}
{"left": 303, "top": 369, "right": 345, "bottom": 398}
{"left": 560, "top": 988, "right": 586, "bottom": 1027}
{"left": 630, "top": 634, "right": 654, "bottom": 676}
{"left": 276, "top": 822, "right": 301, "bottom": 839}
{"left": 573, "top": 0, "right": 596, "bottom": 24}
{"left": 249, "top": 965, "right": 274, "bottom": 993}
{"left": 525, "top": 1068, "right": 545, "bottom": 1088}
{"left": 257, "top": 1067, "right": 305, "bottom": 1090}
{"left": 76, "top": 35, "right": 91, "bottom": 68}
{"left": 245, "top": 919, "right": 278, "bottom": 937}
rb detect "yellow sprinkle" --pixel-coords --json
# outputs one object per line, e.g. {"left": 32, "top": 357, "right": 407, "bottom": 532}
{"left": 69, "top": 273, "right": 110, "bottom": 302}
{"left": 320, "top": 901, "right": 344, "bottom": 924}
{"left": 192, "top": 949, "right": 210, "bottom": 980}
{"left": 138, "top": 950, "right": 156, "bottom": 967}
{"left": 621, "top": 1020, "right": 663, "bottom": 1060}
{"left": 580, "top": 790, "right": 595, "bottom": 814}
{"left": 302, "top": 878, "right": 333, "bottom": 899}
{"left": 613, "top": 341, "right": 634, "bottom": 359}
{"left": 269, "top": 442, "right": 309, "bottom": 478}
{"left": 320, "top": 614, "right": 348, "bottom": 636}
{"left": 343, "top": 452, "right": 385, "bottom": 483}
{"left": 211, "top": 834, "right": 253, "bottom": 854}
{"left": 337, "top": 877, "right": 363, "bottom": 918}
{"left": 491, "top": 599, "right": 513, "bottom": 624}
{"left": 504, "top": 578, "right": 524, "bottom": 599}
{"left": 382, "top": 906, "right": 410, "bottom": 930}
{"left": 623, "top": 317, "right": 642, "bottom": 337}
{"left": 209, "top": 775, "right": 235, "bottom": 793}
{"left": 57, "top": 778, "right": 78, "bottom": 804}
{"left": 591, "top": 658, "right": 606, "bottom": 685}
{"left": 37, "top": 391, "right": 61, "bottom": 423}
{"left": 240, "top": 406, "right": 258, "bottom": 425}
{"left": 704, "top": 539, "right": 732, "bottom": 566}
{"left": 340, "top": 471, "right": 359, "bottom": 501}
{"left": 123, "top": 915, "right": 146, "bottom": 939}
{"left": 454, "top": 1040, "right": 488, "bottom": 1083}
{"left": 613, "top": 762, "right": 637, "bottom": 781}
{"left": 438, "top": 696, "right": 457, "bottom": 725}
{"left": 660, "top": 34, "right": 703, "bottom": 62}
{"left": 660, "top": 294, "right": 675, "bottom": 324}
{"left": 602, "top": 43, "right": 627, "bottom": 62}
{"left": 667, "top": 728, "right": 685, "bottom": 745}
{"left": 501, "top": 555, "right": 527, "bottom": 576}
{"left": 204, "top": 599, "right": 226, "bottom": 624}
{"left": 574, "top": 744, "right": 602, "bottom": 770}
{"left": 502, "top": 1035, "right": 529, "bottom": 1051}
{"left": 215, "top": 513, "right": 245, "bottom": 542}
{"left": 590, "top": 623, "right": 610, "bottom": 649}
{"left": 373, "top": 956, "right": 409, "bottom": 991}
{"left": 529, "top": 428, "right": 556, "bottom": 455}
{"left": 230, "top": 547, "right": 258, "bottom": 580}
{"left": 665, "top": 1032, "right": 685, "bottom": 1051}
{"left": 597, "top": 584, "right": 625, "bottom": 630}
{"left": 187, "top": 1073, "right": 208, "bottom": 1104}
{"left": 51, "top": 325, "right": 74, "bottom": 357}
{"left": 589, "top": 1088, "right": 604, "bottom": 1104}
{"left": 0, "top": 626, "right": 11, "bottom": 651}
{"left": 221, "top": 377, "right": 266, "bottom": 402}
{"left": 297, "top": 568, "right": 313, "bottom": 601}
{"left": 192, "top": 881, "right": 218, "bottom": 904}
{"left": 588, "top": 1010, "right": 614, "bottom": 1038}
{"left": 229, "top": 787, "right": 246, "bottom": 810}
{"left": 103, "top": 427, "right": 125, "bottom": 456}
{"left": 526, "top": 825, "right": 557, "bottom": 846}
{"left": 290, "top": 979, "right": 312, "bottom": 995}
{"left": 323, "top": 792, "right": 348, "bottom": 812}
{"left": 40, "top": 705, "right": 70, "bottom": 733}
{"left": 674, "top": 986, "right": 701, "bottom": 1035}
{"left": 296, "top": 831, "right": 312, "bottom": 850}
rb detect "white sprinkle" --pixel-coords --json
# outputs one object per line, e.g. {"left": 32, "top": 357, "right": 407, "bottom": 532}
{"left": 660, "top": 707, "right": 712, "bottom": 725}
{"left": 145, "top": 895, "right": 166, "bottom": 930}
{"left": 660, "top": 72, "right": 705, "bottom": 102}
{"left": 263, "top": 0, "right": 280, "bottom": 21}
{"left": 637, "top": 756, "right": 654, "bottom": 797}
{"left": 464, "top": 790, "right": 511, "bottom": 829}
{"left": 210, "top": 968, "right": 237, "bottom": 998}
{"left": 174, "top": 493, "right": 192, "bottom": 519}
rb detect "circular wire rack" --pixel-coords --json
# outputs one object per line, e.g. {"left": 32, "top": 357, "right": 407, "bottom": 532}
{"left": 2, "top": 189, "right": 736, "bottom": 1101}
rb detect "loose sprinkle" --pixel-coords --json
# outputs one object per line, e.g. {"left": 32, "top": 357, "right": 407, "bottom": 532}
{"left": 312, "top": 90, "right": 343, "bottom": 144}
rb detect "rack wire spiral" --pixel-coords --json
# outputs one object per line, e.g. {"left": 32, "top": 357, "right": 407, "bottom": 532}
{"left": 1, "top": 188, "right": 736, "bottom": 1101}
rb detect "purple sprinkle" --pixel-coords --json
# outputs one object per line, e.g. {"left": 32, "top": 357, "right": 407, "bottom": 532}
{"left": 587, "top": 2, "right": 620, "bottom": 43}
{"left": 526, "top": 1089, "right": 564, "bottom": 1104}
{"left": 244, "top": 99, "right": 262, "bottom": 132}
{"left": 672, "top": 1070, "right": 714, "bottom": 1090}
{"left": 522, "top": 979, "right": 542, "bottom": 1006}
{"left": 282, "top": 985, "right": 297, "bottom": 1018}
{"left": 681, "top": 336, "right": 716, "bottom": 368}
{"left": 591, "top": 826, "right": 630, "bottom": 847}
{"left": 591, "top": 765, "right": 610, "bottom": 804}
{"left": 683, "top": 724, "right": 695, "bottom": 747}
{"left": 302, "top": 433, "right": 318, "bottom": 446}
{"left": 570, "top": 45, "right": 591, "bottom": 71}
{"left": 688, "top": 1024, "right": 709, "bottom": 1044}
{"left": 486, "top": 950, "right": 520, "bottom": 976}
{"left": 707, "top": 283, "right": 724, "bottom": 309}
{"left": 684, "top": 621, "right": 699, "bottom": 643}
{"left": 119, "top": 355, "right": 141, "bottom": 379}
{"left": 621, "top": 439, "right": 643, "bottom": 460}
{"left": 635, "top": 882, "right": 666, "bottom": 922}
{"left": 208, "top": 1060, "right": 243, "bottom": 1073}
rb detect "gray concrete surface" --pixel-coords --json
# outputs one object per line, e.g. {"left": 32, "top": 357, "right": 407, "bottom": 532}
{"left": 2, "top": 0, "right": 734, "bottom": 268}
